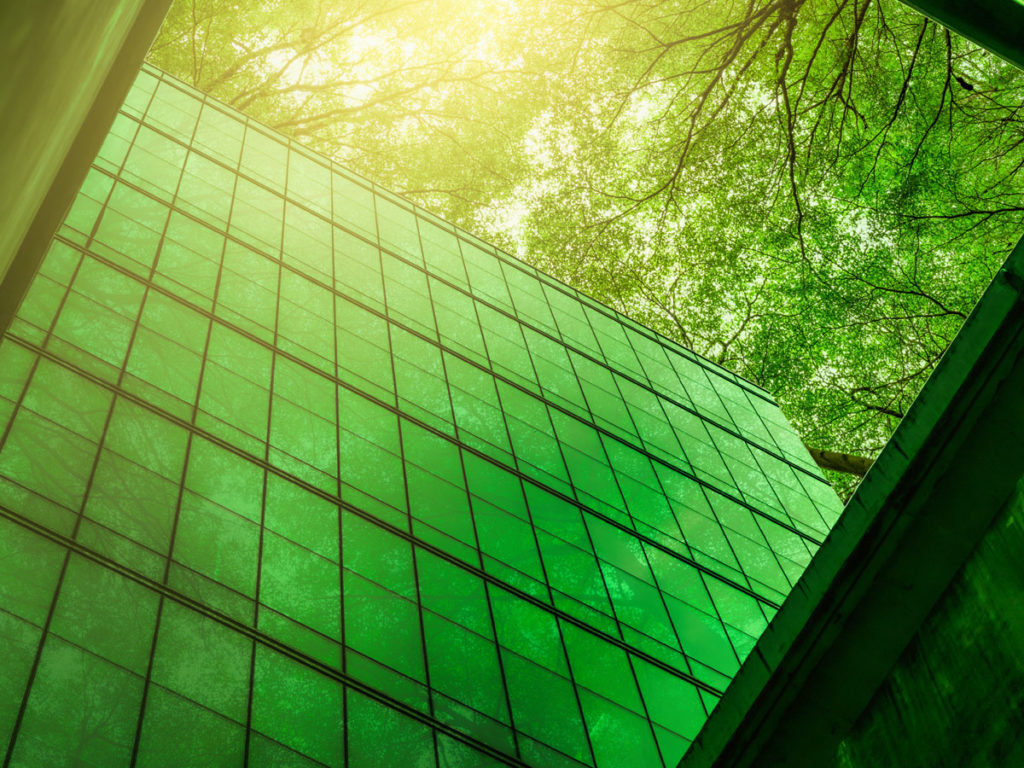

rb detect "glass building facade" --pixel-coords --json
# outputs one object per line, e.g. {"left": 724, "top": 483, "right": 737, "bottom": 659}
{"left": 0, "top": 64, "right": 841, "bottom": 768}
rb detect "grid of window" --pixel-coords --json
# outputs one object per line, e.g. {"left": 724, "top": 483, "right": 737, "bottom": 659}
{"left": 0, "top": 64, "right": 842, "bottom": 768}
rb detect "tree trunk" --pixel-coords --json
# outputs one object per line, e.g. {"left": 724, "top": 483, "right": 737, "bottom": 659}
{"left": 806, "top": 446, "right": 873, "bottom": 477}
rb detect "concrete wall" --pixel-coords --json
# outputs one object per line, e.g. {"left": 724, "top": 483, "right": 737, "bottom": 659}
{"left": 0, "top": 0, "right": 170, "bottom": 328}
{"left": 836, "top": 484, "right": 1024, "bottom": 767}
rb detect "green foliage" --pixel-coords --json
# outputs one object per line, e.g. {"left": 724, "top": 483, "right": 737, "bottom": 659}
{"left": 149, "top": 0, "right": 1024, "bottom": 495}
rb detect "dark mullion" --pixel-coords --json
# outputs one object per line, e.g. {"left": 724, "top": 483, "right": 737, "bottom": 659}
{"left": 372, "top": 188, "right": 407, "bottom": 536}
{"left": 125, "top": 73, "right": 203, "bottom": 768}
{"left": 126, "top": 445, "right": 184, "bottom": 768}
{"left": 373, "top": 187, "right": 443, "bottom": 767}
{"left": 324, "top": 142, "right": 351, "bottom": 768}
{"left": 603, "top": 403, "right": 704, "bottom": 768}
{"left": 736, "top": 384, "right": 795, "bottom": 469}
{"left": 418, "top": 217, "right": 523, "bottom": 761}
{"left": 626, "top": 650, "right": 673, "bottom": 768}
{"left": 570, "top": 352, "right": 696, "bottom": 768}
{"left": 461, "top": 234, "right": 564, "bottom": 759}
{"left": 495, "top": 282, "right": 601, "bottom": 768}
{"left": 246, "top": 116, "right": 287, "bottom": 758}
{"left": 0, "top": 547, "right": 72, "bottom": 768}
{"left": 196, "top": 120, "right": 261, "bottom": 768}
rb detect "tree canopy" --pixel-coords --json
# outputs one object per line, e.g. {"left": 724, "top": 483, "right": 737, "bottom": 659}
{"left": 148, "top": 0, "right": 1024, "bottom": 495}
